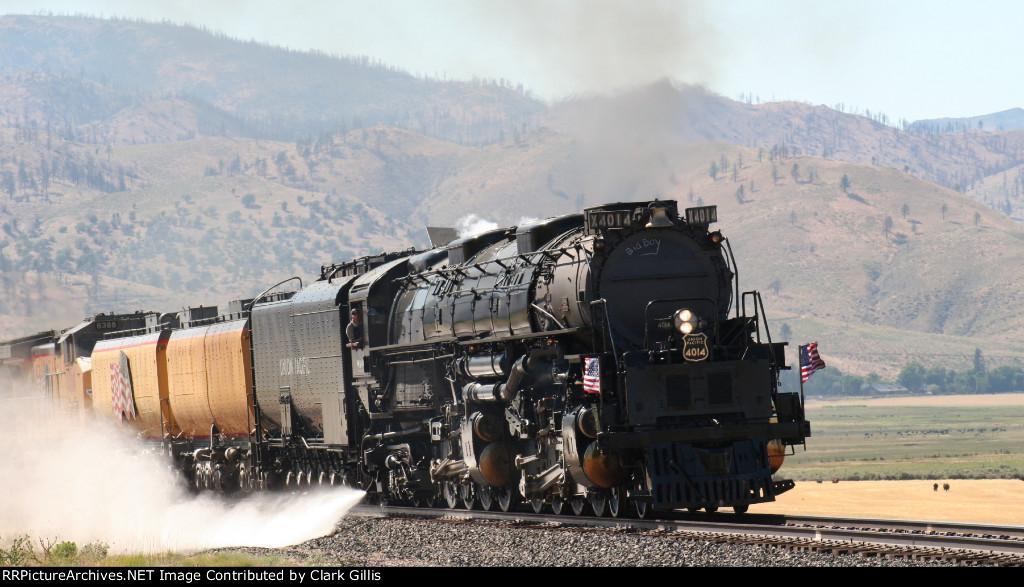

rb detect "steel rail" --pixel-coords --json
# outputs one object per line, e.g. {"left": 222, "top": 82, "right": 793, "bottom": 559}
{"left": 351, "top": 505, "right": 1024, "bottom": 559}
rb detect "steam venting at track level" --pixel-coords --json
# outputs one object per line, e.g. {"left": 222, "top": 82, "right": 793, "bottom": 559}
{"left": 0, "top": 395, "right": 362, "bottom": 553}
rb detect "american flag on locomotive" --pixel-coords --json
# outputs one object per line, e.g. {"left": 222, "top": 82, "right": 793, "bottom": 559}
{"left": 583, "top": 356, "right": 601, "bottom": 394}
{"left": 799, "top": 342, "right": 826, "bottom": 383}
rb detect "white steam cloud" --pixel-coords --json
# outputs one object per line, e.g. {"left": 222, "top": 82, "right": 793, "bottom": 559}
{"left": 455, "top": 214, "right": 499, "bottom": 237}
{"left": 455, "top": 214, "right": 543, "bottom": 238}
{"left": 0, "top": 392, "right": 362, "bottom": 554}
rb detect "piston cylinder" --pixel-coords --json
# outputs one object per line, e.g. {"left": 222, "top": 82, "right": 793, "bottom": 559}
{"left": 478, "top": 442, "right": 512, "bottom": 487}
{"left": 767, "top": 439, "right": 786, "bottom": 474}
{"left": 582, "top": 441, "right": 623, "bottom": 488}
{"left": 470, "top": 411, "right": 503, "bottom": 442}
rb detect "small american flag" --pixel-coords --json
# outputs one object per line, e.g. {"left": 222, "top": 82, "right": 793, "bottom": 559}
{"left": 110, "top": 351, "right": 137, "bottom": 423}
{"left": 799, "top": 343, "right": 826, "bottom": 383}
{"left": 583, "top": 356, "right": 601, "bottom": 394}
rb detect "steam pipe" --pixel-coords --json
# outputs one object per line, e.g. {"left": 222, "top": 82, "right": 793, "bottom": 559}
{"left": 364, "top": 428, "right": 422, "bottom": 443}
{"left": 530, "top": 303, "right": 566, "bottom": 330}
{"left": 459, "top": 353, "right": 511, "bottom": 379}
{"left": 463, "top": 355, "right": 528, "bottom": 403}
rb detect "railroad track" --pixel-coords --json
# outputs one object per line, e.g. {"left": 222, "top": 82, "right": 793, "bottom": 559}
{"left": 351, "top": 504, "right": 1024, "bottom": 566}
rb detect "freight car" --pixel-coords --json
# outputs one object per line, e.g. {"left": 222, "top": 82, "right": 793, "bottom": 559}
{"left": 0, "top": 200, "right": 809, "bottom": 516}
{"left": 0, "top": 312, "right": 164, "bottom": 429}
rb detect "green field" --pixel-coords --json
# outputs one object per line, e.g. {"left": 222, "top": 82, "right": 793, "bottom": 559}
{"left": 779, "top": 402, "right": 1024, "bottom": 481}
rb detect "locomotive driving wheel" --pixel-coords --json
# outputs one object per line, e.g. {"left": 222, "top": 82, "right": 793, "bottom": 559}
{"left": 550, "top": 497, "right": 564, "bottom": 515}
{"left": 459, "top": 483, "right": 476, "bottom": 510}
{"left": 633, "top": 498, "right": 649, "bottom": 519}
{"left": 589, "top": 492, "right": 607, "bottom": 517}
{"left": 569, "top": 496, "right": 586, "bottom": 516}
{"left": 443, "top": 481, "right": 459, "bottom": 509}
{"left": 530, "top": 499, "right": 545, "bottom": 514}
{"left": 497, "top": 487, "right": 516, "bottom": 512}
{"left": 478, "top": 485, "right": 494, "bottom": 511}
{"left": 420, "top": 492, "right": 438, "bottom": 508}
{"left": 627, "top": 476, "right": 648, "bottom": 518}
{"left": 607, "top": 487, "right": 623, "bottom": 518}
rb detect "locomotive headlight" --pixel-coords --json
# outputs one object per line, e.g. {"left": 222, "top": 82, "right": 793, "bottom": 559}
{"left": 673, "top": 309, "right": 696, "bottom": 334}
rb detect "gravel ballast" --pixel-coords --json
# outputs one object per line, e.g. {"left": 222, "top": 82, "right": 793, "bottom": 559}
{"left": 219, "top": 516, "right": 977, "bottom": 567}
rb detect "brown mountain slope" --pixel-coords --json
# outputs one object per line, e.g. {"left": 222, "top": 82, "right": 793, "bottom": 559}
{"left": 0, "top": 128, "right": 418, "bottom": 336}
{"left": 545, "top": 82, "right": 1024, "bottom": 220}
{"left": 5, "top": 108, "right": 1024, "bottom": 379}
{"left": 966, "top": 161, "right": 1024, "bottom": 220}
{"left": 0, "top": 15, "right": 543, "bottom": 145}
{"left": 673, "top": 145, "right": 1024, "bottom": 376}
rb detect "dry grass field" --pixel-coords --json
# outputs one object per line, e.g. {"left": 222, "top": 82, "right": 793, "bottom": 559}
{"left": 806, "top": 394, "right": 1024, "bottom": 409}
{"left": 752, "top": 479, "right": 1024, "bottom": 525}
{"left": 753, "top": 394, "right": 1024, "bottom": 525}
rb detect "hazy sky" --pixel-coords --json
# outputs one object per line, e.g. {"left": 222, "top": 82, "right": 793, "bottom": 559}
{"left": 2, "top": 0, "right": 1021, "bottom": 123}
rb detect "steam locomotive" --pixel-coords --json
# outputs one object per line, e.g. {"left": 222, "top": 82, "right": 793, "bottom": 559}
{"left": 0, "top": 200, "right": 809, "bottom": 517}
